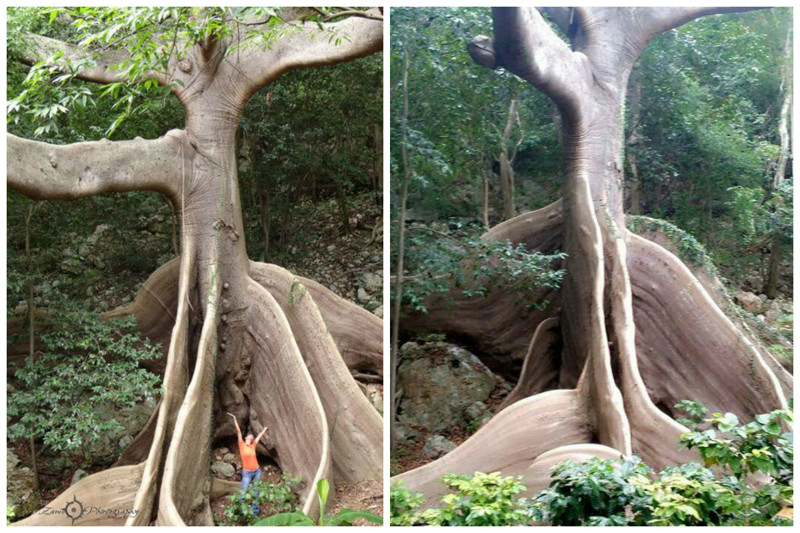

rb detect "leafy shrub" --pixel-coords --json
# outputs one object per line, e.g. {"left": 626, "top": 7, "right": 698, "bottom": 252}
{"left": 7, "top": 308, "right": 162, "bottom": 460}
{"left": 397, "top": 224, "right": 566, "bottom": 314}
{"left": 390, "top": 481, "right": 424, "bottom": 525}
{"left": 420, "top": 472, "right": 533, "bottom": 526}
{"left": 530, "top": 402, "right": 793, "bottom": 526}
{"left": 220, "top": 473, "right": 302, "bottom": 526}
{"left": 530, "top": 457, "right": 654, "bottom": 526}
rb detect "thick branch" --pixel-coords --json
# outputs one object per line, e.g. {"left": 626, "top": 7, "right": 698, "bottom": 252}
{"left": 487, "top": 8, "right": 590, "bottom": 119}
{"left": 14, "top": 32, "right": 167, "bottom": 86}
{"left": 7, "top": 130, "right": 190, "bottom": 201}
{"left": 237, "top": 8, "right": 382, "bottom": 96}
{"left": 633, "top": 7, "right": 765, "bottom": 48}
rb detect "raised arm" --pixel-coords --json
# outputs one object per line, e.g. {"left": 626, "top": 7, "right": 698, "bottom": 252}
{"left": 226, "top": 412, "right": 243, "bottom": 441}
{"left": 255, "top": 425, "right": 268, "bottom": 443}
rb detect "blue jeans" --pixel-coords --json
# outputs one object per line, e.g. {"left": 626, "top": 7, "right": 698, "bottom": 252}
{"left": 241, "top": 467, "right": 261, "bottom": 515}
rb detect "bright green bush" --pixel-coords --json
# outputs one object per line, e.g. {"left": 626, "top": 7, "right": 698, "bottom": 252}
{"left": 389, "top": 481, "right": 424, "bottom": 525}
{"left": 420, "top": 472, "right": 533, "bottom": 526}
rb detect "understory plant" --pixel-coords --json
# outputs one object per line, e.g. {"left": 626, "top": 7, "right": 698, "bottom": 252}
{"left": 389, "top": 481, "right": 424, "bottom": 525}
{"left": 7, "top": 306, "right": 162, "bottom": 460}
{"left": 220, "top": 473, "right": 302, "bottom": 526}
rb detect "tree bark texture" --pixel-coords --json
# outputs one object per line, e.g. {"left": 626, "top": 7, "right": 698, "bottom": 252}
{"left": 8, "top": 10, "right": 383, "bottom": 526}
{"left": 394, "top": 7, "right": 789, "bottom": 506}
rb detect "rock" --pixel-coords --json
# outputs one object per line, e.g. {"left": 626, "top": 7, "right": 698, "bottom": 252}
{"left": 84, "top": 396, "right": 157, "bottom": 464}
{"left": 423, "top": 435, "right": 456, "bottom": 459}
{"left": 397, "top": 342, "right": 496, "bottom": 433}
{"left": 218, "top": 447, "right": 230, "bottom": 455}
{"left": 362, "top": 272, "right": 382, "bottom": 293}
{"left": 223, "top": 453, "right": 235, "bottom": 463}
{"left": 465, "top": 401, "right": 488, "bottom": 421}
{"left": 373, "top": 306, "right": 383, "bottom": 319}
{"left": 735, "top": 291, "right": 762, "bottom": 313}
{"left": 211, "top": 461, "right": 235, "bottom": 479}
{"left": 765, "top": 300, "right": 785, "bottom": 322}
{"left": 327, "top": 244, "right": 336, "bottom": 252}
{"left": 70, "top": 469, "right": 88, "bottom": 486}
{"left": 119, "top": 434, "right": 134, "bottom": 450}
{"left": 7, "top": 451, "right": 37, "bottom": 519}
{"left": 357, "top": 287, "right": 371, "bottom": 303}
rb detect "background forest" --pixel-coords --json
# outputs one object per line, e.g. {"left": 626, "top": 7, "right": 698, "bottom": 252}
{"left": 390, "top": 6, "right": 793, "bottom": 526}
{"left": 6, "top": 7, "right": 382, "bottom": 524}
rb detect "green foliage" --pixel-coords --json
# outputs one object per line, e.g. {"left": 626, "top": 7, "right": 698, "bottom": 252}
{"left": 220, "top": 473, "right": 302, "bottom": 526}
{"left": 530, "top": 403, "right": 793, "bottom": 526}
{"left": 6, "top": 307, "right": 162, "bottom": 459}
{"left": 531, "top": 457, "right": 654, "bottom": 526}
{"left": 626, "top": 215, "right": 718, "bottom": 274}
{"left": 389, "top": 481, "right": 424, "bottom": 525}
{"left": 253, "top": 478, "right": 383, "bottom": 527}
{"left": 420, "top": 472, "right": 533, "bottom": 526}
{"left": 398, "top": 223, "right": 566, "bottom": 313}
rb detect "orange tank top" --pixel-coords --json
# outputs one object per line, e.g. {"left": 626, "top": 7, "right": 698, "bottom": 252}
{"left": 238, "top": 440, "right": 259, "bottom": 471}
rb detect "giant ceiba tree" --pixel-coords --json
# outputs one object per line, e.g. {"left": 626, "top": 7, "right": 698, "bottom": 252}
{"left": 394, "top": 7, "right": 792, "bottom": 504}
{"left": 8, "top": 7, "right": 382, "bottom": 526}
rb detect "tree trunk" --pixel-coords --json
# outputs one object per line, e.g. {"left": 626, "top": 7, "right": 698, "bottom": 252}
{"left": 763, "top": 25, "right": 791, "bottom": 299}
{"left": 7, "top": 11, "right": 383, "bottom": 527}
{"left": 481, "top": 164, "right": 490, "bottom": 227}
{"left": 24, "top": 203, "right": 40, "bottom": 493}
{"left": 390, "top": 48, "right": 412, "bottom": 450}
{"left": 373, "top": 121, "right": 382, "bottom": 206}
{"left": 626, "top": 72, "right": 643, "bottom": 215}
{"left": 499, "top": 94, "right": 519, "bottom": 221}
{"left": 398, "top": 7, "right": 788, "bottom": 505}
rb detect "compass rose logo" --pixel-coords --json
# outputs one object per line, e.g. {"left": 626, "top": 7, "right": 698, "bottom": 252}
{"left": 62, "top": 495, "right": 85, "bottom": 525}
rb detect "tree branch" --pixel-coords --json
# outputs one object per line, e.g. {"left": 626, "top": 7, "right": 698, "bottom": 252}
{"left": 471, "top": 8, "right": 590, "bottom": 120}
{"left": 7, "top": 130, "right": 191, "bottom": 201}
{"left": 632, "top": 7, "right": 766, "bottom": 48}
{"left": 235, "top": 8, "right": 382, "bottom": 96}
{"left": 14, "top": 32, "right": 167, "bottom": 86}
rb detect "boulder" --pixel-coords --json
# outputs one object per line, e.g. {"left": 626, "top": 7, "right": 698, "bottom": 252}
{"left": 735, "top": 291, "right": 763, "bottom": 313}
{"left": 397, "top": 341, "right": 496, "bottom": 434}
{"left": 357, "top": 287, "right": 371, "bottom": 303}
{"left": 362, "top": 272, "right": 382, "bottom": 293}
{"left": 211, "top": 461, "right": 235, "bottom": 479}
{"left": 423, "top": 435, "right": 456, "bottom": 459}
{"left": 7, "top": 450, "right": 37, "bottom": 519}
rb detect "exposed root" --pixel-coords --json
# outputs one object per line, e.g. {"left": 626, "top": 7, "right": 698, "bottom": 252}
{"left": 250, "top": 263, "right": 382, "bottom": 483}
{"left": 394, "top": 389, "right": 593, "bottom": 507}
{"left": 253, "top": 263, "right": 383, "bottom": 378}
{"left": 11, "top": 464, "right": 145, "bottom": 526}
{"left": 628, "top": 233, "right": 787, "bottom": 419}
{"left": 244, "top": 278, "right": 331, "bottom": 518}
{"left": 156, "top": 251, "right": 220, "bottom": 525}
{"left": 126, "top": 245, "right": 196, "bottom": 525}
{"left": 104, "top": 257, "right": 181, "bottom": 373}
{"left": 483, "top": 199, "right": 563, "bottom": 253}
{"left": 500, "top": 317, "right": 561, "bottom": 408}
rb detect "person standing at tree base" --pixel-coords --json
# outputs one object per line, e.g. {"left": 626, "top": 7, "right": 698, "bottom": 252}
{"left": 227, "top": 412, "right": 268, "bottom": 515}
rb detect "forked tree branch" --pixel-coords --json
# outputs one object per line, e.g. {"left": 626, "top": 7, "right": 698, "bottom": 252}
{"left": 7, "top": 130, "right": 190, "bottom": 201}
{"left": 15, "top": 32, "right": 169, "bottom": 86}
{"left": 236, "top": 8, "right": 382, "bottom": 96}
{"left": 470, "top": 8, "right": 590, "bottom": 120}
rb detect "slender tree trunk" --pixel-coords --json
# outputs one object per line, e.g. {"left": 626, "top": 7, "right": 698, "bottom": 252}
{"left": 24, "top": 203, "right": 40, "bottom": 493}
{"left": 481, "top": 164, "right": 490, "bottom": 228}
{"left": 390, "top": 48, "right": 411, "bottom": 449}
{"left": 373, "top": 122, "right": 382, "bottom": 206}
{"left": 499, "top": 92, "right": 519, "bottom": 221}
